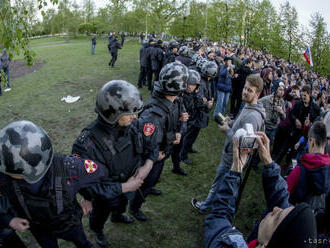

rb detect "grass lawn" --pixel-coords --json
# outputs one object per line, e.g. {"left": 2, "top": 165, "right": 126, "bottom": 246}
{"left": 0, "top": 37, "right": 266, "bottom": 248}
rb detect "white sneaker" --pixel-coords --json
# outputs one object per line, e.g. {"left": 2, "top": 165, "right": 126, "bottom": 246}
{"left": 4, "top": 88, "right": 11, "bottom": 92}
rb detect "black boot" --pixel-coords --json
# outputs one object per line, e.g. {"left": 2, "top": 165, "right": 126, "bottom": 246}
{"left": 182, "top": 158, "right": 192, "bottom": 165}
{"left": 172, "top": 167, "right": 187, "bottom": 176}
{"left": 93, "top": 231, "right": 108, "bottom": 247}
{"left": 149, "top": 187, "right": 162, "bottom": 195}
{"left": 129, "top": 208, "right": 148, "bottom": 221}
{"left": 111, "top": 214, "right": 134, "bottom": 224}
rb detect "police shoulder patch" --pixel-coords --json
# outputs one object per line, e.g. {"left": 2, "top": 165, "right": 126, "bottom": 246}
{"left": 84, "top": 160, "right": 98, "bottom": 174}
{"left": 143, "top": 123, "right": 155, "bottom": 136}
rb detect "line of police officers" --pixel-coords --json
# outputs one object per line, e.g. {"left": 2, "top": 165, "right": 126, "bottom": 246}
{"left": 0, "top": 58, "right": 220, "bottom": 247}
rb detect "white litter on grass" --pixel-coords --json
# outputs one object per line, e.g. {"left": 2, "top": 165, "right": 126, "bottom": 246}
{"left": 61, "top": 95, "right": 80, "bottom": 103}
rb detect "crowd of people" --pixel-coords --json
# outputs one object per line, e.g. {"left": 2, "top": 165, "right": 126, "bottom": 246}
{"left": 0, "top": 34, "right": 329, "bottom": 248}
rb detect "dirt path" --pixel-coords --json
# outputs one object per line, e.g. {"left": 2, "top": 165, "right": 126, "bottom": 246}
{"left": 9, "top": 60, "right": 46, "bottom": 80}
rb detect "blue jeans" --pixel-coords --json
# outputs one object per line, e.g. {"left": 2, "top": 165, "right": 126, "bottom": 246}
{"left": 91, "top": 44, "right": 95, "bottom": 55}
{"left": 266, "top": 128, "right": 277, "bottom": 144}
{"left": 199, "top": 160, "right": 230, "bottom": 211}
{"left": 213, "top": 91, "right": 230, "bottom": 118}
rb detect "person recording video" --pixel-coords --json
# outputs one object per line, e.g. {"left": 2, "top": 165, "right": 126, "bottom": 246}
{"left": 191, "top": 74, "right": 266, "bottom": 213}
{"left": 205, "top": 132, "right": 317, "bottom": 248}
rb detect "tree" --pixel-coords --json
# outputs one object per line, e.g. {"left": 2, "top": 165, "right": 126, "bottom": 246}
{"left": 169, "top": 0, "right": 204, "bottom": 38}
{"left": 280, "top": 1, "right": 299, "bottom": 61}
{"left": 0, "top": 0, "right": 58, "bottom": 65}
{"left": 83, "top": 0, "right": 95, "bottom": 23}
{"left": 309, "top": 12, "right": 330, "bottom": 76}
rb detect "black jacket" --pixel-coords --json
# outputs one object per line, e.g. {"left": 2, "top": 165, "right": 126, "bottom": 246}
{"left": 109, "top": 39, "right": 122, "bottom": 54}
{"left": 140, "top": 44, "right": 150, "bottom": 68}
{"left": 175, "top": 55, "right": 191, "bottom": 67}
{"left": 163, "top": 48, "right": 176, "bottom": 65}
{"left": 290, "top": 100, "right": 321, "bottom": 131}
{"left": 145, "top": 45, "right": 154, "bottom": 69}
{"left": 234, "top": 65, "right": 252, "bottom": 97}
{"left": 150, "top": 45, "right": 164, "bottom": 71}
{"left": 140, "top": 92, "right": 181, "bottom": 155}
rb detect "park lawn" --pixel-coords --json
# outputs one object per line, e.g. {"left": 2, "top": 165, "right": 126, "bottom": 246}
{"left": 0, "top": 38, "right": 265, "bottom": 248}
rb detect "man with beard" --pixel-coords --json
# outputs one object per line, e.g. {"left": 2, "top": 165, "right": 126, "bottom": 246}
{"left": 192, "top": 74, "right": 266, "bottom": 213}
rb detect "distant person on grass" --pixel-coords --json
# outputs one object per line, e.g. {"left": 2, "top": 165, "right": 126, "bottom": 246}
{"left": 0, "top": 48, "right": 11, "bottom": 91}
{"left": 108, "top": 36, "right": 122, "bottom": 68}
{"left": 121, "top": 32, "right": 125, "bottom": 47}
{"left": 91, "top": 35, "right": 96, "bottom": 55}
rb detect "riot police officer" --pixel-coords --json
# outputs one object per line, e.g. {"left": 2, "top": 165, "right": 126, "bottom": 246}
{"left": 72, "top": 80, "right": 158, "bottom": 247}
{"left": 181, "top": 61, "right": 218, "bottom": 165}
{"left": 129, "top": 62, "right": 189, "bottom": 221}
{"left": 175, "top": 46, "right": 192, "bottom": 67}
{"left": 0, "top": 120, "right": 111, "bottom": 248}
{"left": 172, "top": 69, "right": 201, "bottom": 175}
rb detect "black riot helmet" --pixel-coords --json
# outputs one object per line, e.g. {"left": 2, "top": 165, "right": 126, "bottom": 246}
{"left": 95, "top": 80, "right": 143, "bottom": 125}
{"left": 154, "top": 62, "right": 189, "bottom": 96}
{"left": 0, "top": 120, "right": 53, "bottom": 183}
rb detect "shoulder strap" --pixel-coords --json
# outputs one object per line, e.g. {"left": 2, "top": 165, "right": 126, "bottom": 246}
{"left": 53, "top": 154, "right": 66, "bottom": 214}
{"left": 12, "top": 181, "right": 32, "bottom": 220}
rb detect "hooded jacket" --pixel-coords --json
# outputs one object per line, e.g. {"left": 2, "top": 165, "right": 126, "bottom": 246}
{"left": 221, "top": 103, "right": 266, "bottom": 167}
{"left": 287, "top": 153, "right": 330, "bottom": 203}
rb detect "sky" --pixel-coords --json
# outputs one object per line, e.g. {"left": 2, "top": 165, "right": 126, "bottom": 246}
{"left": 271, "top": 0, "right": 330, "bottom": 32}
{"left": 63, "top": 0, "right": 330, "bottom": 32}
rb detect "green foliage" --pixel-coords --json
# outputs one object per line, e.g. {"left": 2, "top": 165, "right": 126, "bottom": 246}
{"left": 0, "top": 0, "right": 57, "bottom": 65}
{"left": 78, "top": 22, "right": 93, "bottom": 34}
{"left": 309, "top": 12, "right": 330, "bottom": 77}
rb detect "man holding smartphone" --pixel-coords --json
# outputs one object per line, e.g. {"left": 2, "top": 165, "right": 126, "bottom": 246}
{"left": 192, "top": 74, "right": 266, "bottom": 213}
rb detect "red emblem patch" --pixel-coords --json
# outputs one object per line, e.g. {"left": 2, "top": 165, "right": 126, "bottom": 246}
{"left": 143, "top": 123, "right": 155, "bottom": 136}
{"left": 84, "top": 160, "right": 98, "bottom": 174}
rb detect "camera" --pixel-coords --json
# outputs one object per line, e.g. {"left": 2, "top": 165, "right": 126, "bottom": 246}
{"left": 234, "top": 123, "right": 259, "bottom": 149}
{"left": 214, "top": 113, "right": 227, "bottom": 126}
